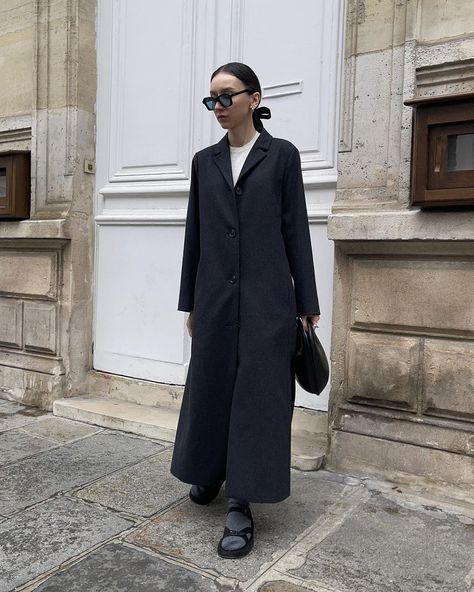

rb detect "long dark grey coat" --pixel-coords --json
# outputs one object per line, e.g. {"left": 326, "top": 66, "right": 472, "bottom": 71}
{"left": 170, "top": 126, "right": 320, "bottom": 503}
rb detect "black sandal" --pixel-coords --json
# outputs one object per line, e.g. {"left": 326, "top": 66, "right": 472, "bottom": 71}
{"left": 189, "top": 482, "right": 222, "bottom": 505}
{"left": 217, "top": 504, "right": 254, "bottom": 559}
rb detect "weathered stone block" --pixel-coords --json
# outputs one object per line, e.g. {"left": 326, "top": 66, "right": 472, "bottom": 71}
{"left": 423, "top": 338, "right": 474, "bottom": 421}
{"left": 0, "top": 251, "right": 58, "bottom": 298}
{"left": 0, "top": 3, "right": 34, "bottom": 117}
{"left": 352, "top": 258, "right": 474, "bottom": 332}
{"left": 23, "top": 301, "right": 57, "bottom": 354}
{"left": 338, "top": 49, "right": 394, "bottom": 190}
{"left": 347, "top": 331, "right": 420, "bottom": 410}
{"left": 0, "top": 297, "right": 22, "bottom": 348}
{"left": 418, "top": 0, "right": 474, "bottom": 43}
{"left": 329, "top": 430, "right": 474, "bottom": 493}
{"left": 0, "top": 365, "right": 65, "bottom": 408}
{"left": 335, "top": 409, "right": 474, "bottom": 456}
{"left": 346, "top": 0, "right": 407, "bottom": 56}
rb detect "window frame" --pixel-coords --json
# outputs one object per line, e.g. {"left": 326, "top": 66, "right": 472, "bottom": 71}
{"left": 405, "top": 92, "right": 474, "bottom": 208}
{"left": 0, "top": 151, "right": 31, "bottom": 220}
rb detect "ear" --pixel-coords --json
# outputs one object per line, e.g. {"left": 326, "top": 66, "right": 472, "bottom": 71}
{"left": 251, "top": 91, "right": 261, "bottom": 109}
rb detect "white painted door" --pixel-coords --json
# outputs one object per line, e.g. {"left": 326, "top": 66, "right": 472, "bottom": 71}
{"left": 94, "top": 0, "right": 345, "bottom": 411}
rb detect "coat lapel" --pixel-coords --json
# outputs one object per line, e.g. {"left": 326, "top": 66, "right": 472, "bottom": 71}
{"left": 213, "top": 126, "right": 273, "bottom": 193}
{"left": 213, "top": 136, "right": 234, "bottom": 195}
{"left": 236, "top": 126, "right": 272, "bottom": 185}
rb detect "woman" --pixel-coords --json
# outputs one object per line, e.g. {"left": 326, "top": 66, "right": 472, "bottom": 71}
{"left": 170, "top": 62, "right": 320, "bottom": 559}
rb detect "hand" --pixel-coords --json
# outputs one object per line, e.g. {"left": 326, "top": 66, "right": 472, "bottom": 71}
{"left": 186, "top": 312, "right": 193, "bottom": 337}
{"left": 300, "top": 314, "right": 320, "bottom": 331}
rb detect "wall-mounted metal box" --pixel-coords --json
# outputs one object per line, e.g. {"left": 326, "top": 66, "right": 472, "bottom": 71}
{"left": 0, "top": 151, "right": 31, "bottom": 220}
{"left": 404, "top": 92, "right": 474, "bottom": 208}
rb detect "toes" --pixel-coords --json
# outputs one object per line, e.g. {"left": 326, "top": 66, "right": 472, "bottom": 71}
{"left": 220, "top": 535, "right": 246, "bottom": 551}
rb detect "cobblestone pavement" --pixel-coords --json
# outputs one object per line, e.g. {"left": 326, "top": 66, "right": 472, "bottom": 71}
{"left": 1, "top": 399, "right": 473, "bottom": 592}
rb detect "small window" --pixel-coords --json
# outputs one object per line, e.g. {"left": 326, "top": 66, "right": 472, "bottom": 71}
{"left": 404, "top": 93, "right": 474, "bottom": 208}
{"left": 447, "top": 132, "right": 474, "bottom": 172}
{"left": 0, "top": 152, "right": 31, "bottom": 220}
{"left": 0, "top": 167, "right": 7, "bottom": 198}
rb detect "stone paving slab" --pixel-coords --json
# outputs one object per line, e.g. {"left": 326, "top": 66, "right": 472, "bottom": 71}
{"left": 34, "top": 541, "right": 230, "bottom": 592}
{"left": 0, "top": 402, "right": 24, "bottom": 412}
{"left": 0, "top": 402, "right": 49, "bottom": 432}
{"left": 288, "top": 492, "right": 474, "bottom": 592}
{"left": 21, "top": 416, "right": 102, "bottom": 443}
{"left": 0, "top": 431, "right": 165, "bottom": 515}
{"left": 259, "top": 582, "right": 314, "bottom": 592}
{"left": 0, "top": 429, "right": 58, "bottom": 465}
{"left": 0, "top": 497, "right": 134, "bottom": 592}
{"left": 75, "top": 447, "right": 188, "bottom": 517}
{"left": 126, "top": 471, "right": 346, "bottom": 582}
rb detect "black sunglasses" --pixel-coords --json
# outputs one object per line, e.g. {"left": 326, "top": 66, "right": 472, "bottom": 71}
{"left": 202, "top": 88, "right": 255, "bottom": 111}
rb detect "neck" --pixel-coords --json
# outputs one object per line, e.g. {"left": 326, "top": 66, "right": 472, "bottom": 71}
{"left": 228, "top": 118, "right": 258, "bottom": 147}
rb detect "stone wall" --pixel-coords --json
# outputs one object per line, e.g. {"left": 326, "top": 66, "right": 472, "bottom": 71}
{"left": 0, "top": 1, "right": 96, "bottom": 408}
{"left": 327, "top": 0, "right": 474, "bottom": 497}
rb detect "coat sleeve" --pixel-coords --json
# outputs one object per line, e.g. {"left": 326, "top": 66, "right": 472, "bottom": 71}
{"left": 177, "top": 154, "right": 200, "bottom": 313}
{"left": 281, "top": 146, "right": 321, "bottom": 317}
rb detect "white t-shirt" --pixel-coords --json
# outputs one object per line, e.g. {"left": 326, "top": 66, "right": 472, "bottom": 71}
{"left": 229, "top": 131, "right": 260, "bottom": 186}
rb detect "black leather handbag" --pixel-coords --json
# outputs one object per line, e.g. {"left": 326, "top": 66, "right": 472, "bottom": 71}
{"left": 294, "top": 317, "right": 329, "bottom": 395}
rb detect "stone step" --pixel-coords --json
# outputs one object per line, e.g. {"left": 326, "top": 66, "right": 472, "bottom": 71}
{"left": 88, "top": 370, "right": 184, "bottom": 411}
{"left": 53, "top": 395, "right": 327, "bottom": 470}
{"left": 53, "top": 395, "right": 179, "bottom": 442}
{"left": 291, "top": 432, "right": 328, "bottom": 471}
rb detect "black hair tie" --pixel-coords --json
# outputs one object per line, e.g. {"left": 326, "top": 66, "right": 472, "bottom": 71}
{"left": 254, "top": 106, "right": 271, "bottom": 120}
{"left": 252, "top": 105, "right": 271, "bottom": 132}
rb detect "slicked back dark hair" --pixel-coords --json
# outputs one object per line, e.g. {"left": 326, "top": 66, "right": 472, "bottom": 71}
{"left": 211, "top": 62, "right": 264, "bottom": 131}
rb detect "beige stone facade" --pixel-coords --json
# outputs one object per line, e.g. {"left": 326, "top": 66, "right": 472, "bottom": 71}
{"left": 328, "top": 0, "right": 474, "bottom": 497}
{"left": 0, "top": 1, "right": 472, "bottom": 495}
{"left": 0, "top": 1, "right": 96, "bottom": 406}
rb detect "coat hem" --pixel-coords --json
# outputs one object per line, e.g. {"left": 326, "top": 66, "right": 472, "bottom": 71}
{"left": 223, "top": 488, "right": 291, "bottom": 504}
{"left": 170, "top": 465, "right": 225, "bottom": 489}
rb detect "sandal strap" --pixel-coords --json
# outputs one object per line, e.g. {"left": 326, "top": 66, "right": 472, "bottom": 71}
{"left": 227, "top": 504, "right": 251, "bottom": 516}
{"left": 227, "top": 507, "right": 254, "bottom": 526}
{"left": 222, "top": 525, "right": 253, "bottom": 541}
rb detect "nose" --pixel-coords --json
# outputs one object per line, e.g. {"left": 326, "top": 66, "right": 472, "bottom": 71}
{"left": 214, "top": 105, "right": 226, "bottom": 118}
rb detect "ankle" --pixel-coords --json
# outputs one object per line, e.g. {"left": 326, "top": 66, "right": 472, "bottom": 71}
{"left": 227, "top": 497, "right": 249, "bottom": 508}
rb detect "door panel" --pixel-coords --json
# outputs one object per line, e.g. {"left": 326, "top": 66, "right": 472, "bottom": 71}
{"left": 95, "top": 0, "right": 344, "bottom": 410}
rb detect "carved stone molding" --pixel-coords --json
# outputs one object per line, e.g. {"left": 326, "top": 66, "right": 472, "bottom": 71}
{"left": 0, "top": 116, "right": 32, "bottom": 152}
{"left": 32, "top": 0, "right": 80, "bottom": 212}
{"left": 415, "top": 58, "right": 474, "bottom": 97}
{"left": 0, "top": 128, "right": 32, "bottom": 146}
{"left": 336, "top": 0, "right": 410, "bottom": 205}
{"left": 339, "top": 0, "right": 356, "bottom": 152}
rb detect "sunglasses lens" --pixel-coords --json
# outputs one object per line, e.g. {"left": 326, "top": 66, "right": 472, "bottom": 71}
{"left": 203, "top": 97, "right": 215, "bottom": 110}
{"left": 219, "top": 94, "right": 232, "bottom": 107}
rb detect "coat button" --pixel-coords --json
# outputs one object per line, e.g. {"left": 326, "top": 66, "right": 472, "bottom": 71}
{"left": 228, "top": 274, "right": 237, "bottom": 284}
{"left": 228, "top": 228, "right": 236, "bottom": 237}
{"left": 235, "top": 186, "right": 242, "bottom": 196}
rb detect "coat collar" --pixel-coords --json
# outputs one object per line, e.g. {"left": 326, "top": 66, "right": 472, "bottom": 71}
{"left": 213, "top": 126, "right": 272, "bottom": 193}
